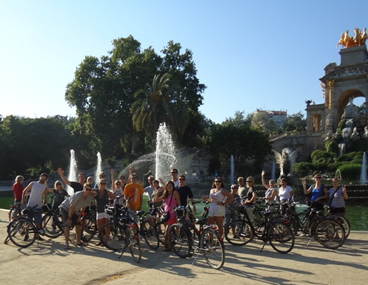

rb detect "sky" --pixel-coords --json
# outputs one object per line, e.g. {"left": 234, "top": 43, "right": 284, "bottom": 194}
{"left": 1, "top": 0, "right": 368, "bottom": 124}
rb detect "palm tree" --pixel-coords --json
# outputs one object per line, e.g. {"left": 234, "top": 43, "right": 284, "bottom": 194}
{"left": 131, "top": 73, "right": 188, "bottom": 140}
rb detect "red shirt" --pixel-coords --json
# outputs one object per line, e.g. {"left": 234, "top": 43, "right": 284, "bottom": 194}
{"left": 13, "top": 182, "right": 24, "bottom": 201}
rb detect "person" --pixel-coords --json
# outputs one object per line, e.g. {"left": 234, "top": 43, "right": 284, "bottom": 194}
{"left": 94, "top": 172, "right": 107, "bottom": 188}
{"left": 202, "top": 177, "right": 233, "bottom": 238}
{"left": 151, "top": 180, "right": 165, "bottom": 208}
{"left": 87, "top": 176, "right": 94, "bottom": 186}
{"left": 237, "top": 176, "right": 246, "bottom": 196}
{"left": 12, "top": 175, "right": 24, "bottom": 219}
{"left": 92, "top": 179, "right": 116, "bottom": 246}
{"left": 261, "top": 170, "right": 277, "bottom": 212}
{"left": 57, "top": 168, "right": 87, "bottom": 193}
{"left": 59, "top": 183, "right": 95, "bottom": 249}
{"left": 328, "top": 177, "right": 348, "bottom": 215}
{"left": 177, "top": 175, "right": 196, "bottom": 213}
{"left": 144, "top": 175, "right": 155, "bottom": 202}
{"left": 124, "top": 173, "right": 144, "bottom": 223}
{"left": 21, "top": 173, "right": 50, "bottom": 239}
{"left": 224, "top": 184, "right": 241, "bottom": 237}
{"left": 47, "top": 180, "right": 69, "bottom": 210}
{"left": 170, "top": 168, "right": 179, "bottom": 187}
{"left": 302, "top": 174, "right": 327, "bottom": 210}
{"left": 156, "top": 180, "right": 181, "bottom": 252}
{"left": 240, "top": 176, "right": 257, "bottom": 224}
{"left": 279, "top": 177, "right": 294, "bottom": 214}
{"left": 112, "top": 179, "right": 125, "bottom": 205}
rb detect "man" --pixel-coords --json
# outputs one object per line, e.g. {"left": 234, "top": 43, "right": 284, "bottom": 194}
{"left": 94, "top": 172, "right": 107, "bottom": 188}
{"left": 22, "top": 173, "right": 49, "bottom": 239}
{"left": 144, "top": 175, "right": 155, "bottom": 202}
{"left": 124, "top": 173, "right": 144, "bottom": 223}
{"left": 171, "top": 168, "right": 179, "bottom": 187}
{"left": 57, "top": 168, "right": 86, "bottom": 193}
{"left": 59, "top": 183, "right": 95, "bottom": 250}
{"left": 177, "top": 175, "right": 196, "bottom": 213}
{"left": 237, "top": 177, "right": 246, "bottom": 196}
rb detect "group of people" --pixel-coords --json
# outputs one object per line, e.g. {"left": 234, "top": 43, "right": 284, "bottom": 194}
{"left": 11, "top": 168, "right": 349, "bottom": 251}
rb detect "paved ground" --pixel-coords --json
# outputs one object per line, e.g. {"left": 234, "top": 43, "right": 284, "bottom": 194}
{"left": 0, "top": 208, "right": 367, "bottom": 285}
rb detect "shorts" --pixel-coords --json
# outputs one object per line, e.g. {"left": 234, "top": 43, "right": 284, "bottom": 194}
{"left": 32, "top": 209, "right": 42, "bottom": 224}
{"left": 60, "top": 208, "right": 81, "bottom": 227}
{"left": 96, "top": 212, "right": 110, "bottom": 220}
{"left": 208, "top": 205, "right": 225, "bottom": 217}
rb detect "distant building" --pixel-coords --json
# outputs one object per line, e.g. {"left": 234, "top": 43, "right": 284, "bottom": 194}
{"left": 253, "top": 110, "right": 287, "bottom": 127}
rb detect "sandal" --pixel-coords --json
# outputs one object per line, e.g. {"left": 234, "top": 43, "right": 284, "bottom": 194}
{"left": 76, "top": 242, "right": 87, "bottom": 246}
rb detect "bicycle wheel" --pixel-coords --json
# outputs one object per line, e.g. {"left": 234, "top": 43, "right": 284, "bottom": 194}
{"left": 200, "top": 227, "right": 225, "bottom": 269}
{"left": 82, "top": 215, "right": 97, "bottom": 242}
{"left": 225, "top": 220, "right": 253, "bottom": 246}
{"left": 99, "top": 222, "right": 127, "bottom": 251}
{"left": 141, "top": 220, "right": 159, "bottom": 250}
{"left": 333, "top": 215, "right": 350, "bottom": 239}
{"left": 42, "top": 213, "right": 63, "bottom": 238}
{"left": 128, "top": 227, "right": 142, "bottom": 263}
{"left": 169, "top": 224, "right": 192, "bottom": 258}
{"left": 8, "top": 218, "right": 37, "bottom": 248}
{"left": 268, "top": 221, "right": 294, "bottom": 254}
{"left": 314, "top": 219, "right": 345, "bottom": 249}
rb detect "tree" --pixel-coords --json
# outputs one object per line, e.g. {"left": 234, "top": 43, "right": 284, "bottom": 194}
{"left": 281, "top": 112, "right": 306, "bottom": 133}
{"left": 131, "top": 73, "right": 188, "bottom": 140}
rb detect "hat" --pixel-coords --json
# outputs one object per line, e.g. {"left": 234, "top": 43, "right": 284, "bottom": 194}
{"left": 231, "top": 184, "right": 238, "bottom": 189}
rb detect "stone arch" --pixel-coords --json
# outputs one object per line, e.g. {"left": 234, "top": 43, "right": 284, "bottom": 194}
{"left": 337, "top": 89, "right": 366, "bottom": 122}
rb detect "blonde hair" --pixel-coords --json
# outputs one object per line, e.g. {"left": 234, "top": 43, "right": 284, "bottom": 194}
{"left": 54, "top": 180, "right": 64, "bottom": 189}
{"left": 15, "top": 175, "right": 24, "bottom": 183}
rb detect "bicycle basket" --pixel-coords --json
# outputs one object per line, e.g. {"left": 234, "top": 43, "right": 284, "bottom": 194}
{"left": 41, "top": 204, "right": 51, "bottom": 213}
{"left": 174, "top": 206, "right": 186, "bottom": 219}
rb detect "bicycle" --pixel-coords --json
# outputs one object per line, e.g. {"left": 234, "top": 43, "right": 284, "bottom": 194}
{"left": 81, "top": 206, "right": 98, "bottom": 242}
{"left": 281, "top": 201, "right": 346, "bottom": 249}
{"left": 169, "top": 202, "right": 225, "bottom": 270}
{"left": 98, "top": 203, "right": 142, "bottom": 263}
{"left": 6, "top": 205, "right": 46, "bottom": 248}
{"left": 225, "top": 204, "right": 295, "bottom": 254}
{"left": 41, "top": 204, "right": 65, "bottom": 238}
{"left": 7, "top": 202, "right": 23, "bottom": 221}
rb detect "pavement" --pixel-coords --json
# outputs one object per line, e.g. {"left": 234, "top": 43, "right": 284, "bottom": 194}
{"left": 0, "top": 208, "right": 367, "bottom": 285}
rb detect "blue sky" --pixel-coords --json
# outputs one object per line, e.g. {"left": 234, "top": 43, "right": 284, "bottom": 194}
{"left": 1, "top": 0, "right": 367, "bottom": 124}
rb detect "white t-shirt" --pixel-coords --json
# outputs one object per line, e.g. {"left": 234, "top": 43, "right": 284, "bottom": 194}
{"left": 27, "top": 182, "right": 46, "bottom": 208}
{"left": 278, "top": 185, "right": 293, "bottom": 201}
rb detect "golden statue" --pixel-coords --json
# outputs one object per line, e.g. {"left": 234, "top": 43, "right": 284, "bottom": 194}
{"left": 337, "top": 28, "right": 367, "bottom": 48}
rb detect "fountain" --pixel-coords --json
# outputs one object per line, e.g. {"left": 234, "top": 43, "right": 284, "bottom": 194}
{"left": 67, "top": 149, "right": 78, "bottom": 195}
{"left": 335, "top": 169, "right": 342, "bottom": 181}
{"left": 361, "top": 152, "right": 367, "bottom": 184}
{"left": 271, "top": 160, "right": 276, "bottom": 181}
{"left": 155, "top": 123, "right": 177, "bottom": 182}
{"left": 95, "top": 152, "right": 102, "bottom": 184}
{"left": 230, "top": 155, "right": 234, "bottom": 184}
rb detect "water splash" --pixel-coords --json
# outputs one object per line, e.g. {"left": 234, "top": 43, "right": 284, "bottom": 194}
{"left": 361, "top": 152, "right": 367, "bottom": 184}
{"left": 230, "top": 155, "right": 235, "bottom": 184}
{"left": 95, "top": 152, "right": 102, "bottom": 185}
{"left": 335, "top": 169, "right": 342, "bottom": 181}
{"left": 155, "top": 123, "right": 177, "bottom": 183}
{"left": 67, "top": 149, "right": 78, "bottom": 195}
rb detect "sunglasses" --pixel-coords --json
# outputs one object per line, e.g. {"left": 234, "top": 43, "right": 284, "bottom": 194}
{"left": 215, "top": 181, "right": 222, "bottom": 183}
{"left": 100, "top": 182, "right": 107, "bottom": 185}
{"left": 246, "top": 181, "right": 253, "bottom": 183}
{"left": 179, "top": 178, "right": 185, "bottom": 181}
{"left": 85, "top": 187, "right": 92, "bottom": 191}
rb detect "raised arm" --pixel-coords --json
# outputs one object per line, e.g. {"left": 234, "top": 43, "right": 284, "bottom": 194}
{"left": 57, "top": 168, "right": 72, "bottom": 186}
{"left": 261, "top": 170, "right": 269, "bottom": 189}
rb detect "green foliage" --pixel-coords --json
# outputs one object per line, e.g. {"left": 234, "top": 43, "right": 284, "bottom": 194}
{"left": 293, "top": 162, "right": 314, "bottom": 177}
{"left": 338, "top": 164, "right": 362, "bottom": 179}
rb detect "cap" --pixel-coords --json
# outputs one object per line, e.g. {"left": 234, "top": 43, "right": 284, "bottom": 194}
{"left": 231, "top": 184, "right": 238, "bottom": 189}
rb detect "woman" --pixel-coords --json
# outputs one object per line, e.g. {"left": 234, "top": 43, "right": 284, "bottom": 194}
{"left": 151, "top": 179, "right": 165, "bottom": 208}
{"left": 328, "top": 177, "right": 348, "bottom": 215}
{"left": 156, "top": 181, "right": 181, "bottom": 252}
{"left": 12, "top": 175, "right": 24, "bottom": 219}
{"left": 279, "top": 178, "right": 294, "bottom": 214}
{"left": 224, "top": 184, "right": 241, "bottom": 237}
{"left": 241, "top": 176, "right": 257, "bottom": 224}
{"left": 261, "top": 170, "right": 277, "bottom": 212}
{"left": 203, "top": 177, "right": 233, "bottom": 238}
{"left": 302, "top": 174, "right": 327, "bottom": 210}
{"left": 93, "top": 179, "right": 116, "bottom": 245}
{"left": 112, "top": 179, "right": 125, "bottom": 205}
{"left": 47, "top": 180, "right": 69, "bottom": 210}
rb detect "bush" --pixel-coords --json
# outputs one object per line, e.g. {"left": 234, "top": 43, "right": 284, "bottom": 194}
{"left": 338, "top": 164, "right": 362, "bottom": 179}
{"left": 293, "top": 162, "right": 313, "bottom": 177}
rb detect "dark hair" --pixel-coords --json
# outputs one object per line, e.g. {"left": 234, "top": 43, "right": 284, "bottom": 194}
{"left": 212, "top": 177, "right": 224, "bottom": 188}
{"left": 164, "top": 181, "right": 176, "bottom": 199}
{"left": 40, "top": 173, "right": 48, "bottom": 179}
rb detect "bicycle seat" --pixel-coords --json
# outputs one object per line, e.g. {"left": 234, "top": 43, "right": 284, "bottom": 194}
{"left": 196, "top": 218, "right": 208, "bottom": 225}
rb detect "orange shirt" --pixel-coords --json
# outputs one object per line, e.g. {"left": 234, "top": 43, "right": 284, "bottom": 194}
{"left": 124, "top": 183, "right": 144, "bottom": 211}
